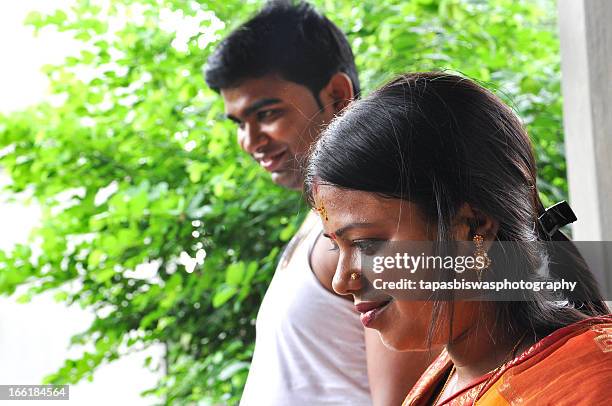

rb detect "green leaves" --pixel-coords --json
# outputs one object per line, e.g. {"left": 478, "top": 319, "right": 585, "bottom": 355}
{"left": 324, "top": 0, "right": 567, "bottom": 204}
{"left": 1, "top": 0, "right": 565, "bottom": 404}
{"left": 212, "top": 285, "right": 237, "bottom": 308}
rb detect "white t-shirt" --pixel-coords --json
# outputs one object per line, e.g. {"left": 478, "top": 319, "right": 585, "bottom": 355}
{"left": 240, "top": 214, "right": 372, "bottom": 405}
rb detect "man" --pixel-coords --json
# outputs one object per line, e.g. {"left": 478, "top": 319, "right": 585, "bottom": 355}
{"left": 205, "top": 1, "right": 432, "bottom": 404}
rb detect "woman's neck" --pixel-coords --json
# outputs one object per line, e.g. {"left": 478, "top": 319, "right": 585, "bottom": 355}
{"left": 441, "top": 325, "right": 532, "bottom": 400}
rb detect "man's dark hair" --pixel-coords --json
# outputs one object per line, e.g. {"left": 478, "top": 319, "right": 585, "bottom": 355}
{"left": 205, "top": 0, "right": 360, "bottom": 103}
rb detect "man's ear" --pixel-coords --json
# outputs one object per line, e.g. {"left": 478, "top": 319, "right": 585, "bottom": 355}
{"left": 452, "top": 203, "right": 499, "bottom": 241}
{"left": 319, "top": 72, "right": 354, "bottom": 114}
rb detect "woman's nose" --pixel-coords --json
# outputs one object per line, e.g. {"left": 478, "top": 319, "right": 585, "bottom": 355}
{"left": 332, "top": 253, "right": 363, "bottom": 296}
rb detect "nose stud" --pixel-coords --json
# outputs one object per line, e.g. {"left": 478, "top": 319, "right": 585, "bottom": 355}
{"left": 350, "top": 272, "right": 361, "bottom": 280}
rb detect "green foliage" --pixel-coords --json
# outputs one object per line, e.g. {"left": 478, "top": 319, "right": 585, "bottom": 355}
{"left": 0, "top": 0, "right": 564, "bottom": 404}
{"left": 323, "top": 0, "right": 565, "bottom": 205}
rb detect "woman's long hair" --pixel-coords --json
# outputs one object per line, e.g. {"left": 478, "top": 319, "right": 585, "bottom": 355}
{"left": 305, "top": 72, "right": 609, "bottom": 343}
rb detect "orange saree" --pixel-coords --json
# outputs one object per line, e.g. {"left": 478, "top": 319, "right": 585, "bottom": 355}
{"left": 403, "top": 315, "right": 612, "bottom": 405}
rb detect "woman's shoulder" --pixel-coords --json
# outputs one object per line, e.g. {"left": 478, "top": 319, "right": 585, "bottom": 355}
{"left": 518, "top": 314, "right": 612, "bottom": 362}
{"left": 404, "top": 316, "right": 612, "bottom": 405}
{"left": 492, "top": 315, "right": 612, "bottom": 404}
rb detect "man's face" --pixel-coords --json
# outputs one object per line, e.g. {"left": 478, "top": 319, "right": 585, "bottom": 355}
{"left": 221, "top": 75, "right": 335, "bottom": 190}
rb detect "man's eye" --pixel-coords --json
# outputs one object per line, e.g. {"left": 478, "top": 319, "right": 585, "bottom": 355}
{"left": 352, "top": 240, "right": 384, "bottom": 255}
{"left": 256, "top": 109, "right": 280, "bottom": 122}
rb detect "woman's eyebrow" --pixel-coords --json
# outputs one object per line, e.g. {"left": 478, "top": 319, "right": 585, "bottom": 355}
{"left": 326, "top": 222, "right": 376, "bottom": 238}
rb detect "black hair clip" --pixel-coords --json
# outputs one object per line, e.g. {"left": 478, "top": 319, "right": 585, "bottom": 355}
{"left": 537, "top": 201, "right": 577, "bottom": 237}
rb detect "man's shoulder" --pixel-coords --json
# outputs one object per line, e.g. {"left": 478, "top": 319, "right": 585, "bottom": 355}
{"left": 277, "top": 212, "right": 321, "bottom": 269}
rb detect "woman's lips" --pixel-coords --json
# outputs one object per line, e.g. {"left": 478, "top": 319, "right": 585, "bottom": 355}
{"left": 355, "top": 300, "right": 392, "bottom": 327}
{"left": 259, "top": 150, "right": 287, "bottom": 172}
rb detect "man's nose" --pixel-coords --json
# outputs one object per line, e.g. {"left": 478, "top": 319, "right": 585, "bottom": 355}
{"left": 239, "top": 122, "right": 268, "bottom": 155}
{"left": 332, "top": 253, "right": 362, "bottom": 296}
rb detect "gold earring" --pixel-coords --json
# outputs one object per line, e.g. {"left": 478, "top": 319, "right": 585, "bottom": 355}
{"left": 350, "top": 272, "right": 361, "bottom": 280}
{"left": 473, "top": 234, "right": 491, "bottom": 281}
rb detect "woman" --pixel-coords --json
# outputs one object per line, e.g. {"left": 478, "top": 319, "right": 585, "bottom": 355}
{"left": 304, "top": 72, "right": 612, "bottom": 405}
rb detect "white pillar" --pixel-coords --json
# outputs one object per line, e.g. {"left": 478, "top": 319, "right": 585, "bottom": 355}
{"left": 558, "top": 0, "right": 612, "bottom": 296}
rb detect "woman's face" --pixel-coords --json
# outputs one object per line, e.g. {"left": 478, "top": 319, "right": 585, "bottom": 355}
{"left": 314, "top": 184, "right": 477, "bottom": 351}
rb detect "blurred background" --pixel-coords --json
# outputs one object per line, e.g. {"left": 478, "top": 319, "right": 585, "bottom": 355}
{"left": 0, "top": 0, "right": 607, "bottom": 405}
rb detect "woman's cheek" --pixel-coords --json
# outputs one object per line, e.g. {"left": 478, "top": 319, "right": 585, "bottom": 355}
{"left": 377, "top": 303, "right": 407, "bottom": 350}
{"left": 390, "top": 301, "right": 432, "bottom": 351}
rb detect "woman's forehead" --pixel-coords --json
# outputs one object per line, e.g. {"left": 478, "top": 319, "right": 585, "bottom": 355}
{"left": 314, "top": 186, "right": 414, "bottom": 225}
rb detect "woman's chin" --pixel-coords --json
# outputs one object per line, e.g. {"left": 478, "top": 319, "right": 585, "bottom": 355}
{"left": 380, "top": 336, "right": 404, "bottom": 351}
{"left": 377, "top": 322, "right": 429, "bottom": 351}
{"left": 379, "top": 330, "right": 424, "bottom": 352}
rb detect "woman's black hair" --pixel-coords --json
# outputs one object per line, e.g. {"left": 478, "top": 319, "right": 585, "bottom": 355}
{"left": 304, "top": 72, "right": 609, "bottom": 343}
